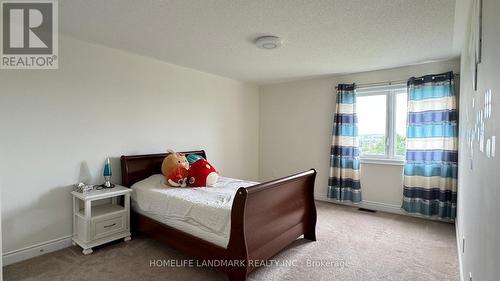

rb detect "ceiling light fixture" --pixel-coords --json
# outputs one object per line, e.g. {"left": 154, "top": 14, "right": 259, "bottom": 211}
{"left": 255, "top": 36, "right": 282, "bottom": 50}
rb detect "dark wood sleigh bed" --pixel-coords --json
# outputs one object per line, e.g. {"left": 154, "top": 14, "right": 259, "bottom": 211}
{"left": 120, "top": 150, "right": 317, "bottom": 281}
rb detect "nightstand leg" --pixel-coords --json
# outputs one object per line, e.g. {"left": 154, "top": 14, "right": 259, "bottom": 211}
{"left": 124, "top": 236, "right": 131, "bottom": 242}
{"left": 72, "top": 241, "right": 77, "bottom": 246}
{"left": 82, "top": 248, "right": 93, "bottom": 255}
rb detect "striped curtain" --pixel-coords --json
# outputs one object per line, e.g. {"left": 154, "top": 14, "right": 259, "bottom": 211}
{"left": 328, "top": 84, "right": 361, "bottom": 203}
{"left": 402, "top": 72, "right": 457, "bottom": 220}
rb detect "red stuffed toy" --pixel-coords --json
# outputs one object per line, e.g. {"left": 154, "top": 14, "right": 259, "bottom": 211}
{"left": 188, "top": 159, "right": 218, "bottom": 187}
{"left": 167, "top": 166, "right": 189, "bottom": 187}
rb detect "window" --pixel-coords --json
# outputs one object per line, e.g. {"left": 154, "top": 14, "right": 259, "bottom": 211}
{"left": 357, "top": 85, "right": 407, "bottom": 161}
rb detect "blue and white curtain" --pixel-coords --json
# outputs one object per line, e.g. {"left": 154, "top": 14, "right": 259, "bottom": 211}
{"left": 402, "top": 72, "right": 457, "bottom": 220}
{"left": 328, "top": 84, "right": 362, "bottom": 203}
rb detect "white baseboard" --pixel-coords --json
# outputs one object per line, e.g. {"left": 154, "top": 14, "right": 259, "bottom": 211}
{"left": 2, "top": 235, "right": 72, "bottom": 266}
{"left": 315, "top": 194, "right": 404, "bottom": 215}
{"left": 315, "top": 194, "right": 455, "bottom": 224}
{"left": 456, "top": 222, "right": 464, "bottom": 281}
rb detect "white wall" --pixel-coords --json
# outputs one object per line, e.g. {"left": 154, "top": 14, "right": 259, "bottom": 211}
{"left": 0, "top": 177, "right": 2, "bottom": 279}
{"left": 457, "top": 0, "right": 500, "bottom": 279}
{"left": 0, "top": 36, "right": 260, "bottom": 255}
{"left": 259, "top": 59, "right": 460, "bottom": 208}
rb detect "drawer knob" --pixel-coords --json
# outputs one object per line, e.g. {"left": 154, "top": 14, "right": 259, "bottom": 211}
{"left": 104, "top": 223, "right": 116, "bottom": 228}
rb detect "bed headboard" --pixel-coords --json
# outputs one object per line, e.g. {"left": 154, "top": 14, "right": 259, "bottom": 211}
{"left": 120, "top": 150, "right": 206, "bottom": 187}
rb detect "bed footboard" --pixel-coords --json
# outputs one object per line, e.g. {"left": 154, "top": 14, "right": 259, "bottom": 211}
{"left": 226, "top": 169, "right": 317, "bottom": 280}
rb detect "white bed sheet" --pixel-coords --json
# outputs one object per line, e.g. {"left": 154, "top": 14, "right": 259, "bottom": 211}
{"left": 131, "top": 174, "right": 258, "bottom": 248}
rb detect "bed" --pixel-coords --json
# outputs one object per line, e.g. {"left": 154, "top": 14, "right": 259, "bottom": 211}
{"left": 120, "top": 150, "right": 317, "bottom": 281}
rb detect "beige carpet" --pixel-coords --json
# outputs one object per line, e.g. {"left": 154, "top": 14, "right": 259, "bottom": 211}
{"left": 3, "top": 202, "right": 459, "bottom": 281}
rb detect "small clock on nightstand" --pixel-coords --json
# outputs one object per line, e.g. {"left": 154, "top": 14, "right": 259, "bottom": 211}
{"left": 71, "top": 185, "right": 132, "bottom": 255}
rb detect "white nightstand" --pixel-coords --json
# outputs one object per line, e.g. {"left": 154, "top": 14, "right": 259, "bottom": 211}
{"left": 71, "top": 185, "right": 132, "bottom": 255}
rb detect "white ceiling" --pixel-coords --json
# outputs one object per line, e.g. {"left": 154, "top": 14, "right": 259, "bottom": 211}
{"left": 60, "top": 0, "right": 458, "bottom": 84}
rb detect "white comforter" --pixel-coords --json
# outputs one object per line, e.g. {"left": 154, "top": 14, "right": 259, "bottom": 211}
{"left": 131, "top": 174, "right": 258, "bottom": 246}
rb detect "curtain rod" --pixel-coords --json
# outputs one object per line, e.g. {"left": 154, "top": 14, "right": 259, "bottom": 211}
{"left": 334, "top": 73, "right": 460, "bottom": 90}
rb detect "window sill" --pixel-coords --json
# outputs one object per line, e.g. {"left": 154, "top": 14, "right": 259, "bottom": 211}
{"left": 360, "top": 158, "right": 405, "bottom": 166}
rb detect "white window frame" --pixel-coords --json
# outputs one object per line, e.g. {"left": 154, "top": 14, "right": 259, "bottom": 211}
{"left": 356, "top": 84, "right": 407, "bottom": 165}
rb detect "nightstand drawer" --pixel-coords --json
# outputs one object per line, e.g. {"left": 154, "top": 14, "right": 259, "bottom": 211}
{"left": 92, "top": 213, "right": 126, "bottom": 240}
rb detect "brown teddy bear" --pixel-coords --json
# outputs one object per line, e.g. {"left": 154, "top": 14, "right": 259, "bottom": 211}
{"left": 161, "top": 150, "right": 189, "bottom": 187}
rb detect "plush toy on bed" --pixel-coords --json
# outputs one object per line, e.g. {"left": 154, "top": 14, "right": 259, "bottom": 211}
{"left": 166, "top": 166, "right": 189, "bottom": 187}
{"left": 187, "top": 159, "right": 219, "bottom": 187}
{"left": 161, "top": 150, "right": 190, "bottom": 187}
{"left": 186, "top": 154, "right": 205, "bottom": 165}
